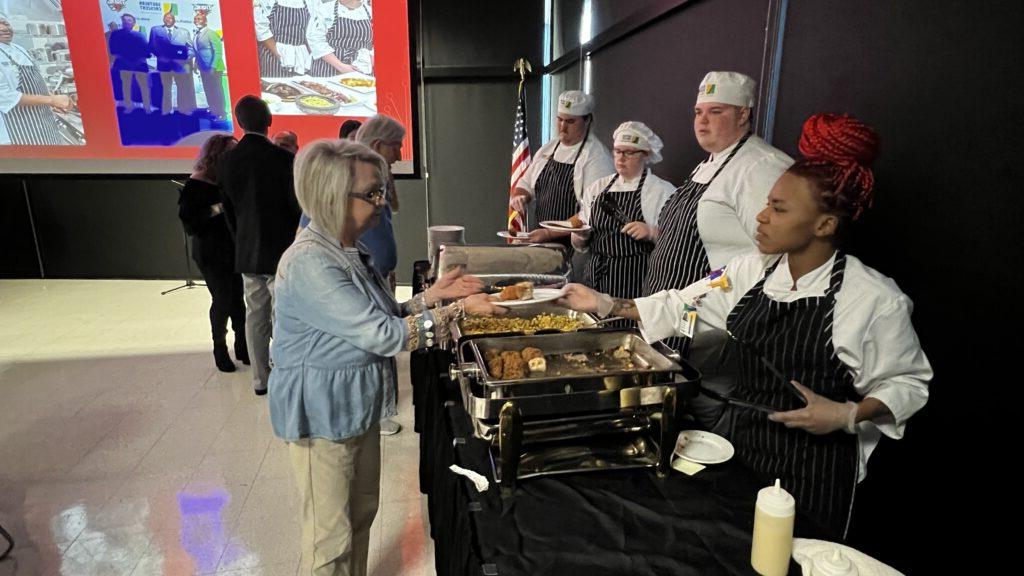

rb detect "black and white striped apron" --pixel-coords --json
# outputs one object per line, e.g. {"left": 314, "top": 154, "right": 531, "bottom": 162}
{"left": 534, "top": 140, "right": 585, "bottom": 224}
{"left": 258, "top": 2, "right": 310, "bottom": 77}
{"left": 726, "top": 252, "right": 860, "bottom": 539}
{"left": 0, "top": 46, "right": 63, "bottom": 146}
{"left": 584, "top": 170, "right": 652, "bottom": 304}
{"left": 310, "top": 2, "right": 373, "bottom": 77}
{"left": 642, "top": 133, "right": 750, "bottom": 354}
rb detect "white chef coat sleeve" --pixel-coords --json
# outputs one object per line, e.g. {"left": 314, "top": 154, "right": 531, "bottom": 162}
{"left": 732, "top": 154, "right": 792, "bottom": 241}
{"left": 635, "top": 277, "right": 734, "bottom": 343}
{"left": 254, "top": 1, "right": 274, "bottom": 42}
{"left": 636, "top": 253, "right": 760, "bottom": 344}
{"left": 846, "top": 296, "right": 931, "bottom": 439}
{"left": 307, "top": 4, "right": 334, "bottom": 60}
{"left": 577, "top": 141, "right": 614, "bottom": 202}
{"left": 0, "top": 64, "right": 24, "bottom": 114}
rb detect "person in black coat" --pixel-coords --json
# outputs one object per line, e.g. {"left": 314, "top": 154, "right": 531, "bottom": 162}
{"left": 219, "top": 95, "right": 301, "bottom": 395}
{"left": 178, "top": 134, "right": 248, "bottom": 372}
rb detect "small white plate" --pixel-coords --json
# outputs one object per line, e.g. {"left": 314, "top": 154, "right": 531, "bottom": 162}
{"left": 674, "top": 430, "right": 735, "bottom": 465}
{"left": 540, "top": 220, "right": 591, "bottom": 233}
{"left": 496, "top": 230, "right": 531, "bottom": 240}
{"left": 489, "top": 288, "right": 563, "bottom": 307}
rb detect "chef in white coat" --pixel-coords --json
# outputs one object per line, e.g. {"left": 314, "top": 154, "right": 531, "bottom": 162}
{"left": 643, "top": 71, "right": 793, "bottom": 355}
{"left": 511, "top": 90, "right": 614, "bottom": 245}
{"left": 571, "top": 121, "right": 674, "bottom": 303}
{"left": 0, "top": 12, "right": 70, "bottom": 145}
{"left": 308, "top": 0, "right": 374, "bottom": 77}
{"left": 557, "top": 113, "right": 931, "bottom": 539}
{"left": 255, "top": 0, "right": 314, "bottom": 77}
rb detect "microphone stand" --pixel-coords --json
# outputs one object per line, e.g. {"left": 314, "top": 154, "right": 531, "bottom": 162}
{"left": 162, "top": 179, "right": 206, "bottom": 295}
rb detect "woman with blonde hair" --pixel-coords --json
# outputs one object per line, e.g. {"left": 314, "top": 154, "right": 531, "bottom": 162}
{"left": 269, "top": 139, "right": 503, "bottom": 575}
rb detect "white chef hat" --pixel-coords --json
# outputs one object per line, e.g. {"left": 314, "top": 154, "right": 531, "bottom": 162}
{"left": 557, "top": 90, "right": 594, "bottom": 116}
{"left": 613, "top": 121, "right": 664, "bottom": 164}
{"left": 696, "top": 71, "right": 757, "bottom": 108}
{"left": 0, "top": 13, "right": 11, "bottom": 25}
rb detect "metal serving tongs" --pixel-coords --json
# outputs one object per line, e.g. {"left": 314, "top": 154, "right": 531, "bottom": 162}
{"left": 599, "top": 194, "right": 631, "bottom": 226}
{"left": 724, "top": 330, "right": 808, "bottom": 406}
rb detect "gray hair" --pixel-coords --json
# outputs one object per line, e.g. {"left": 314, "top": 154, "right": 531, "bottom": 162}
{"left": 293, "top": 139, "right": 388, "bottom": 239}
{"left": 354, "top": 114, "right": 406, "bottom": 148}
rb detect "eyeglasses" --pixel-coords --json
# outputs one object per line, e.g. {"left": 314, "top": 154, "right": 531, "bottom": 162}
{"left": 350, "top": 185, "right": 388, "bottom": 205}
{"left": 613, "top": 149, "right": 645, "bottom": 158}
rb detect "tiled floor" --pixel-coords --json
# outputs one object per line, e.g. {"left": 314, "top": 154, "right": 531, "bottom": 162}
{"left": 0, "top": 280, "right": 432, "bottom": 576}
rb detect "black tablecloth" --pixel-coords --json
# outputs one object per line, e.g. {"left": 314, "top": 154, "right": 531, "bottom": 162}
{"left": 411, "top": 349, "right": 825, "bottom": 576}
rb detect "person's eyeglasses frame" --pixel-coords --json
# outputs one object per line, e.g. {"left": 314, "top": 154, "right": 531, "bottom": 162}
{"left": 349, "top": 184, "right": 388, "bottom": 205}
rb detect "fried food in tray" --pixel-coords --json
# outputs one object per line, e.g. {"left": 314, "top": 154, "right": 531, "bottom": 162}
{"left": 520, "top": 347, "right": 544, "bottom": 361}
{"left": 261, "top": 80, "right": 303, "bottom": 101}
{"left": 461, "top": 313, "right": 583, "bottom": 336}
{"left": 484, "top": 349, "right": 503, "bottom": 379}
{"left": 482, "top": 345, "right": 641, "bottom": 380}
{"left": 296, "top": 80, "right": 354, "bottom": 103}
{"left": 339, "top": 77, "right": 375, "bottom": 88}
{"left": 500, "top": 351, "right": 528, "bottom": 380}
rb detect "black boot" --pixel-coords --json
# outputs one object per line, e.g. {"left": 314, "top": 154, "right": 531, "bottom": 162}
{"left": 214, "top": 342, "right": 236, "bottom": 372}
{"left": 234, "top": 333, "right": 250, "bottom": 365}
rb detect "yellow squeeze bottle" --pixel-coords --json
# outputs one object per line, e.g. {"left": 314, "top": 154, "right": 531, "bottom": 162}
{"left": 751, "top": 479, "right": 796, "bottom": 576}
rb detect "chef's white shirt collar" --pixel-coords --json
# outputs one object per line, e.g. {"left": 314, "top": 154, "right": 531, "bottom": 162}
{"left": 707, "top": 137, "right": 744, "bottom": 163}
{"left": 617, "top": 171, "right": 645, "bottom": 186}
{"left": 765, "top": 251, "right": 839, "bottom": 293}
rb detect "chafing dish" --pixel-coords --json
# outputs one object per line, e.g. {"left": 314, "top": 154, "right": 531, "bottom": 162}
{"left": 449, "top": 301, "right": 598, "bottom": 343}
{"left": 436, "top": 243, "right": 571, "bottom": 287}
{"left": 449, "top": 330, "right": 701, "bottom": 493}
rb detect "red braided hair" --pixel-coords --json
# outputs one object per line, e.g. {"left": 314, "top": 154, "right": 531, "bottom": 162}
{"left": 791, "top": 113, "right": 879, "bottom": 222}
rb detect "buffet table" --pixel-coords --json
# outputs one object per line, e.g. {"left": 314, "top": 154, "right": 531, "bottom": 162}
{"left": 411, "top": 348, "right": 828, "bottom": 576}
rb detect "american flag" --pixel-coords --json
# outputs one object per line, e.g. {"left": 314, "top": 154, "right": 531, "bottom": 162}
{"left": 508, "top": 84, "right": 531, "bottom": 235}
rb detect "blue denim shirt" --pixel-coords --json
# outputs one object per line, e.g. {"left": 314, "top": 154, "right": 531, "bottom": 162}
{"left": 268, "top": 223, "right": 407, "bottom": 442}
{"left": 298, "top": 207, "right": 396, "bottom": 277}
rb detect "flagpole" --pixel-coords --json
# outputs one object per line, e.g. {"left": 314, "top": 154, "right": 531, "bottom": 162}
{"left": 513, "top": 58, "right": 532, "bottom": 232}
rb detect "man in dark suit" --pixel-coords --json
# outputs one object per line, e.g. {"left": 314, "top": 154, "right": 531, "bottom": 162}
{"left": 149, "top": 11, "right": 195, "bottom": 114}
{"left": 219, "top": 95, "right": 300, "bottom": 395}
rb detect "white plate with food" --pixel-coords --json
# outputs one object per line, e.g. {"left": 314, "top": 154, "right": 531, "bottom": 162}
{"left": 674, "top": 430, "right": 735, "bottom": 465}
{"left": 488, "top": 284, "right": 563, "bottom": 307}
{"left": 332, "top": 73, "right": 377, "bottom": 93}
{"left": 540, "top": 220, "right": 591, "bottom": 233}
{"left": 496, "top": 230, "right": 532, "bottom": 240}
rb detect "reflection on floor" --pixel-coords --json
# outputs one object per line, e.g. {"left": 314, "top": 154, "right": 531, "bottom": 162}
{"left": 0, "top": 280, "right": 432, "bottom": 576}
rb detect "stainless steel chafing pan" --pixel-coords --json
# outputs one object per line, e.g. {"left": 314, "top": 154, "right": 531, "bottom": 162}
{"left": 449, "top": 301, "right": 598, "bottom": 343}
{"left": 435, "top": 244, "right": 571, "bottom": 286}
{"left": 450, "top": 330, "right": 700, "bottom": 420}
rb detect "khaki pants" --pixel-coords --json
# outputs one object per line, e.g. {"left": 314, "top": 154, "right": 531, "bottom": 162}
{"left": 242, "top": 273, "right": 274, "bottom": 392}
{"left": 289, "top": 425, "right": 381, "bottom": 576}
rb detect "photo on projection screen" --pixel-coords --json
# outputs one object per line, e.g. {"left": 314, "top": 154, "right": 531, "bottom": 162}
{"left": 0, "top": 0, "right": 415, "bottom": 174}
{"left": 255, "top": 0, "right": 378, "bottom": 118}
{"left": 0, "top": 1, "right": 85, "bottom": 146}
{"left": 101, "top": 0, "right": 234, "bottom": 146}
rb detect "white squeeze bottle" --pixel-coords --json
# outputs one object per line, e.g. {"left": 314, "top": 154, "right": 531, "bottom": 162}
{"left": 751, "top": 478, "right": 796, "bottom": 576}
